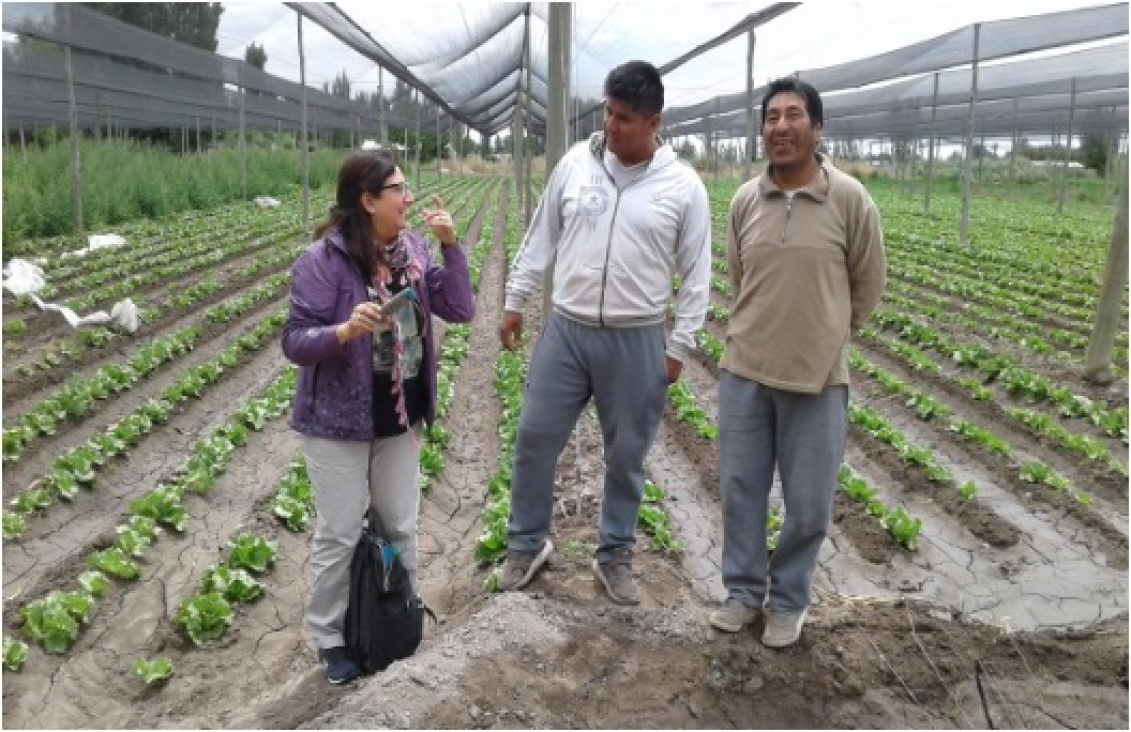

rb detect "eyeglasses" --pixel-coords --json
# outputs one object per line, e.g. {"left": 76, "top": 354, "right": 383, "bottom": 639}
{"left": 381, "top": 180, "right": 411, "bottom": 196}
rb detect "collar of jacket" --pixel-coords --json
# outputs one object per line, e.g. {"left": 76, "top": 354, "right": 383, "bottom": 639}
{"left": 587, "top": 132, "right": 672, "bottom": 170}
{"left": 323, "top": 228, "right": 350, "bottom": 257}
{"left": 322, "top": 228, "right": 421, "bottom": 278}
{"left": 758, "top": 152, "right": 831, "bottom": 203}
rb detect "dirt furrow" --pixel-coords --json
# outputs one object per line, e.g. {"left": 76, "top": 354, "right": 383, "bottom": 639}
{"left": 1, "top": 341, "right": 290, "bottom": 606}
{"left": 418, "top": 188, "right": 506, "bottom": 617}
{"left": 1, "top": 414, "right": 320, "bottom": 730}
{"left": 854, "top": 343, "right": 1128, "bottom": 563}
{"left": 3, "top": 241, "right": 301, "bottom": 400}
{"left": 2, "top": 294, "right": 292, "bottom": 495}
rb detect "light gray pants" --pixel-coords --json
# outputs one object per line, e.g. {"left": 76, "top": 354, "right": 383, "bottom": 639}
{"left": 303, "top": 428, "right": 421, "bottom": 650}
{"left": 718, "top": 370, "right": 848, "bottom": 614}
{"left": 507, "top": 313, "right": 668, "bottom": 563}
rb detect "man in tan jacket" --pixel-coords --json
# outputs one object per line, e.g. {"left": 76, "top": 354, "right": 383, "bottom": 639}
{"left": 708, "top": 78, "right": 886, "bottom": 647}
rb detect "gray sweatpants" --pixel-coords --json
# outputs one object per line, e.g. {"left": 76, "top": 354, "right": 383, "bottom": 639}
{"left": 718, "top": 369, "right": 848, "bottom": 614}
{"left": 302, "top": 428, "right": 421, "bottom": 650}
{"left": 507, "top": 313, "right": 668, "bottom": 563}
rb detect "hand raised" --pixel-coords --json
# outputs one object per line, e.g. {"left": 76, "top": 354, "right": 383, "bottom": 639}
{"left": 421, "top": 195, "right": 457, "bottom": 246}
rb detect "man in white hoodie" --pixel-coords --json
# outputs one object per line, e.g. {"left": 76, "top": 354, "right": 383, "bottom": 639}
{"left": 495, "top": 60, "right": 712, "bottom": 604}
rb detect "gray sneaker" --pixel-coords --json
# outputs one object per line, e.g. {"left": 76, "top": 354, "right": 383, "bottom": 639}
{"left": 592, "top": 549, "right": 641, "bottom": 605}
{"left": 762, "top": 607, "right": 809, "bottom": 648}
{"left": 495, "top": 540, "right": 553, "bottom": 591}
{"left": 709, "top": 598, "right": 760, "bottom": 633}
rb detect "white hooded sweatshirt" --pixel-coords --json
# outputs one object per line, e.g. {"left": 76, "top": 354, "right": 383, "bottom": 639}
{"left": 504, "top": 133, "right": 712, "bottom": 362}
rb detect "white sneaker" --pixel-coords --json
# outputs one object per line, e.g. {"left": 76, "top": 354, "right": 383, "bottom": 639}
{"left": 761, "top": 608, "right": 809, "bottom": 648}
{"left": 709, "top": 599, "right": 760, "bottom": 633}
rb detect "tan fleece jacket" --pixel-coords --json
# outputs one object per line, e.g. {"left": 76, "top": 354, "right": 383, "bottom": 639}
{"left": 720, "top": 156, "right": 886, "bottom": 394}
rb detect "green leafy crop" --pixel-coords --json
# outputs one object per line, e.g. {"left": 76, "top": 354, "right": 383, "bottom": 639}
{"left": 175, "top": 593, "right": 233, "bottom": 647}
{"left": 227, "top": 534, "right": 277, "bottom": 574}
{"left": 3, "top": 635, "right": 29, "bottom": 671}
{"left": 131, "top": 656, "right": 174, "bottom": 685}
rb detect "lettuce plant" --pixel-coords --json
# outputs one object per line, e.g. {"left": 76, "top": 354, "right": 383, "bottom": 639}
{"left": 131, "top": 656, "right": 174, "bottom": 685}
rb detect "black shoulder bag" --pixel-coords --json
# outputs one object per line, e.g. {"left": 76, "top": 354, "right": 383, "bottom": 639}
{"left": 343, "top": 508, "right": 434, "bottom": 674}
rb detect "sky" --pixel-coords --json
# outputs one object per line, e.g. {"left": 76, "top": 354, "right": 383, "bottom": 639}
{"left": 214, "top": 0, "right": 1115, "bottom": 99}
{"left": 211, "top": 0, "right": 1121, "bottom": 145}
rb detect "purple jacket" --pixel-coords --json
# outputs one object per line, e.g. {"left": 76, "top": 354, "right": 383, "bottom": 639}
{"left": 281, "top": 229, "right": 475, "bottom": 440}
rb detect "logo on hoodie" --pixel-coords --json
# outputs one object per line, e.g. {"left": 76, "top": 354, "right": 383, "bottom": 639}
{"left": 579, "top": 184, "right": 610, "bottom": 230}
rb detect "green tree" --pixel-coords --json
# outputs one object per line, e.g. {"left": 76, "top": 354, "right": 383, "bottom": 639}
{"left": 325, "top": 71, "right": 351, "bottom": 99}
{"left": 82, "top": 3, "right": 224, "bottom": 52}
{"left": 244, "top": 42, "right": 267, "bottom": 71}
{"left": 1080, "top": 133, "right": 1110, "bottom": 177}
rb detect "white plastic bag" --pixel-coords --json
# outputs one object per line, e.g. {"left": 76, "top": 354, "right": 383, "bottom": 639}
{"left": 27, "top": 295, "right": 139, "bottom": 333}
{"left": 1, "top": 258, "right": 47, "bottom": 296}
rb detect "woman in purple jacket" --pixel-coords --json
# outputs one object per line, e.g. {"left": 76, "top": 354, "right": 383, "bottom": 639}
{"left": 282, "top": 150, "right": 474, "bottom": 684}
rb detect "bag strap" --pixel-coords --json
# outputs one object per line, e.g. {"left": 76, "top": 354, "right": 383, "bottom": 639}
{"left": 366, "top": 507, "right": 389, "bottom": 540}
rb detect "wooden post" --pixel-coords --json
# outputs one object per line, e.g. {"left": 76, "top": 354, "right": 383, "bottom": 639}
{"left": 1084, "top": 155, "right": 1128, "bottom": 383}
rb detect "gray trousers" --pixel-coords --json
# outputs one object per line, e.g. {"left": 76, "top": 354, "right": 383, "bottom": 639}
{"left": 302, "top": 428, "right": 421, "bottom": 650}
{"left": 718, "top": 369, "right": 848, "bottom": 614}
{"left": 508, "top": 313, "right": 668, "bottom": 563}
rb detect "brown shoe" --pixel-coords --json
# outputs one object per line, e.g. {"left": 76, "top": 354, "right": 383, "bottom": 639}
{"left": 762, "top": 608, "right": 809, "bottom": 648}
{"left": 495, "top": 540, "right": 553, "bottom": 591}
{"left": 592, "top": 548, "right": 641, "bottom": 605}
{"left": 709, "top": 599, "right": 760, "bottom": 633}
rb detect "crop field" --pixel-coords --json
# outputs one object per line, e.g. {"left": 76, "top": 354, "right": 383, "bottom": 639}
{"left": 2, "top": 174, "right": 1127, "bottom": 729}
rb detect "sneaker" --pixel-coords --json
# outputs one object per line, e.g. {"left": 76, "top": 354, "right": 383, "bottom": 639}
{"left": 761, "top": 608, "right": 809, "bottom": 648}
{"left": 319, "top": 646, "right": 361, "bottom": 685}
{"left": 496, "top": 540, "right": 554, "bottom": 591}
{"left": 592, "top": 549, "right": 641, "bottom": 605}
{"left": 709, "top": 598, "right": 760, "bottom": 633}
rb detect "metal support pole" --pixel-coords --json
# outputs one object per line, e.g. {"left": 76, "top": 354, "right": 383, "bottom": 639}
{"left": 545, "top": 1, "right": 572, "bottom": 317}
{"left": 64, "top": 45, "right": 84, "bottom": 233}
{"left": 239, "top": 87, "right": 247, "bottom": 200}
{"left": 378, "top": 66, "right": 387, "bottom": 147}
{"left": 744, "top": 28, "right": 757, "bottom": 181}
{"left": 523, "top": 15, "right": 533, "bottom": 227}
{"left": 977, "top": 134, "right": 985, "bottom": 183}
{"left": 960, "top": 23, "right": 980, "bottom": 247}
{"left": 546, "top": 2, "right": 571, "bottom": 175}
{"left": 414, "top": 89, "right": 422, "bottom": 191}
{"left": 298, "top": 13, "right": 311, "bottom": 234}
{"left": 1008, "top": 98, "right": 1019, "bottom": 193}
{"left": 1058, "top": 77, "right": 1078, "bottom": 215}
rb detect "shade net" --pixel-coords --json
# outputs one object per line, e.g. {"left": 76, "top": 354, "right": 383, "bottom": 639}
{"left": 2, "top": 1, "right": 1127, "bottom": 146}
